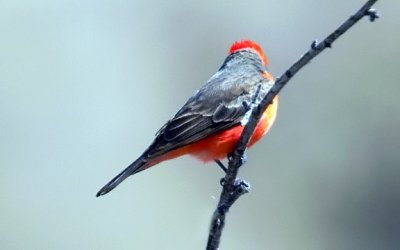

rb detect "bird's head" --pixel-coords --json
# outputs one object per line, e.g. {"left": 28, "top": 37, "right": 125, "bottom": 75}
{"left": 229, "top": 40, "right": 268, "bottom": 66}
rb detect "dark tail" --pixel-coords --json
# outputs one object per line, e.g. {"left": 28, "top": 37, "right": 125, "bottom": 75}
{"left": 96, "top": 156, "right": 147, "bottom": 197}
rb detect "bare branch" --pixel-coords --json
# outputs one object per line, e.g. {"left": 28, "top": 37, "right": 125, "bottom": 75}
{"left": 206, "top": 0, "right": 380, "bottom": 249}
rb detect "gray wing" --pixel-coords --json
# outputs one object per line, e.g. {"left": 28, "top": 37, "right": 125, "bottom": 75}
{"left": 145, "top": 65, "right": 274, "bottom": 160}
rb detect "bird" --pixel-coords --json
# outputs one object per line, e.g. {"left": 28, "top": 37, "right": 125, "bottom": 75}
{"left": 97, "top": 40, "right": 278, "bottom": 197}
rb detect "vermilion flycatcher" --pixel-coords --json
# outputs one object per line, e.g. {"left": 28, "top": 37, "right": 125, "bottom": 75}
{"left": 97, "top": 40, "right": 278, "bottom": 197}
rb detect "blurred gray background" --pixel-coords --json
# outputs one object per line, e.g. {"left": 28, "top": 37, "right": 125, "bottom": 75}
{"left": 0, "top": 0, "right": 399, "bottom": 249}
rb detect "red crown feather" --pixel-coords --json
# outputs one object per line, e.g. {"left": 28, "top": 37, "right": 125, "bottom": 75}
{"left": 229, "top": 40, "right": 268, "bottom": 66}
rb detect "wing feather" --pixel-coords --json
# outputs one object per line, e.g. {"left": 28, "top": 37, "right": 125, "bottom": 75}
{"left": 144, "top": 53, "right": 274, "bottom": 160}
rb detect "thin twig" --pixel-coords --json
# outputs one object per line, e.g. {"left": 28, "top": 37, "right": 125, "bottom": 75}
{"left": 206, "top": 0, "right": 379, "bottom": 249}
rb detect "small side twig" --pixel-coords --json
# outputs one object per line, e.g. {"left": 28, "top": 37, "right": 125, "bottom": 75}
{"left": 206, "top": 0, "right": 380, "bottom": 249}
